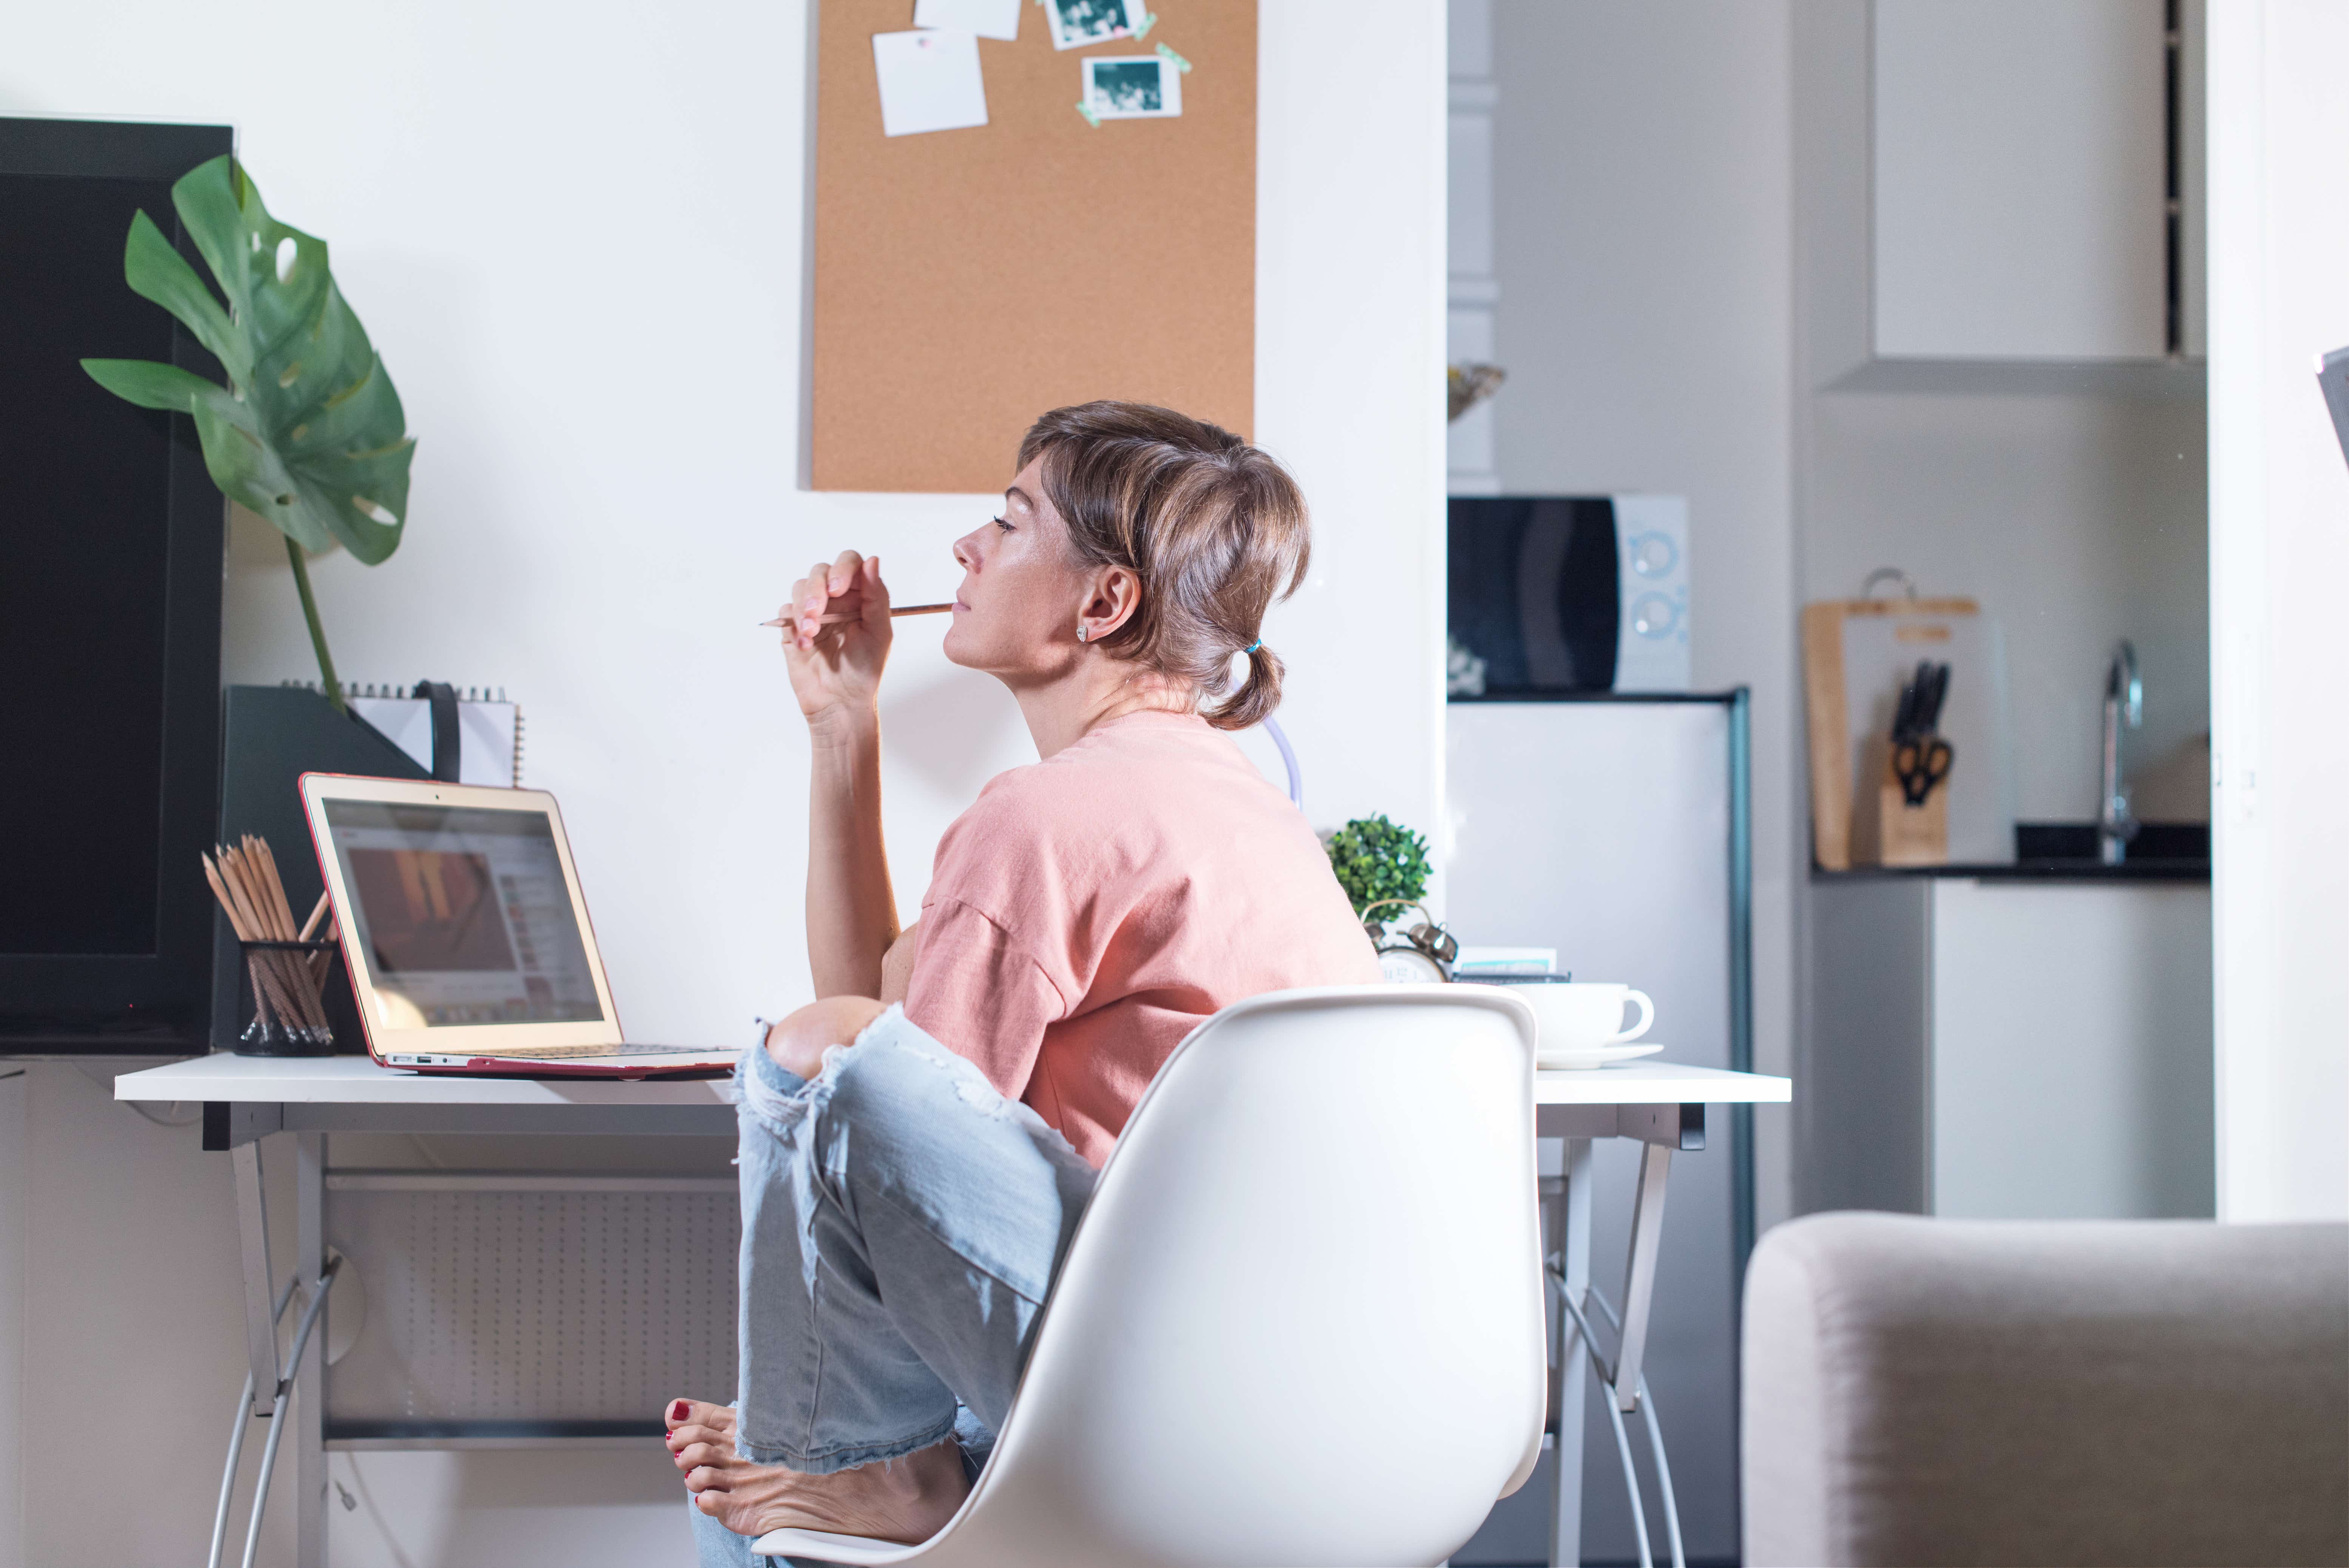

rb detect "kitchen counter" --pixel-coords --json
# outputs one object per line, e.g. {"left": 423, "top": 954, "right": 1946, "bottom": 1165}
{"left": 1801, "top": 869, "right": 2215, "bottom": 1220}
{"left": 1812, "top": 821, "right": 2209, "bottom": 883}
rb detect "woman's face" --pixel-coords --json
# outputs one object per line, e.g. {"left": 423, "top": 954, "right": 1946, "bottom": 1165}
{"left": 943, "top": 456, "right": 1104, "bottom": 681}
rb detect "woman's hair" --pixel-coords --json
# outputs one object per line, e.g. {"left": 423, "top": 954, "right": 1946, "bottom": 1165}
{"left": 1016, "top": 401, "right": 1310, "bottom": 731}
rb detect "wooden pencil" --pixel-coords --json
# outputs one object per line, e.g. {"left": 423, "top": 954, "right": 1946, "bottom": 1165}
{"left": 761, "top": 603, "right": 954, "bottom": 628}
{"left": 207, "top": 852, "right": 299, "bottom": 1027}
{"left": 204, "top": 842, "right": 330, "bottom": 1034}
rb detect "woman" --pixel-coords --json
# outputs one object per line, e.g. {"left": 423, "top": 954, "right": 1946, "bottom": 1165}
{"left": 666, "top": 402, "right": 1380, "bottom": 1560}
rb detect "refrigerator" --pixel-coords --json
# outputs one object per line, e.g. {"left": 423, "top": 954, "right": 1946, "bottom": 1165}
{"left": 1447, "top": 694, "right": 1753, "bottom": 1566}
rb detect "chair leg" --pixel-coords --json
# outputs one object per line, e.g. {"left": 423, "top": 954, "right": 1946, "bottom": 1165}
{"left": 1633, "top": 1378, "right": 1685, "bottom": 1568}
{"left": 1580, "top": 1285, "right": 1688, "bottom": 1568}
{"left": 211, "top": 1276, "right": 299, "bottom": 1568}
{"left": 1551, "top": 1276, "right": 1653, "bottom": 1568}
{"left": 1597, "top": 1390, "right": 1653, "bottom": 1568}
{"left": 232, "top": 1258, "right": 341, "bottom": 1568}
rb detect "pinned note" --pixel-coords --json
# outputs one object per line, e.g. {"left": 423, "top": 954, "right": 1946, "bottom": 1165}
{"left": 913, "top": 0, "right": 1021, "bottom": 43}
{"left": 872, "top": 29, "right": 989, "bottom": 137}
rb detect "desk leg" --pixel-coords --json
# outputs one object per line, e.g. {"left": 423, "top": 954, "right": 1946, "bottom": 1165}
{"left": 1612, "top": 1142, "right": 1673, "bottom": 1413}
{"left": 297, "top": 1132, "right": 326, "bottom": 1567}
{"left": 232, "top": 1139, "right": 280, "bottom": 1418}
{"left": 1549, "top": 1137, "right": 1593, "bottom": 1568}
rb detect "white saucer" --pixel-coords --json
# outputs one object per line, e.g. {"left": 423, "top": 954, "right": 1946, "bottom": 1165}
{"left": 1537, "top": 1041, "right": 1665, "bottom": 1072}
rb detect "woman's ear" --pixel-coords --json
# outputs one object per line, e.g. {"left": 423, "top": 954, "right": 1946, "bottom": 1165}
{"left": 1081, "top": 566, "right": 1144, "bottom": 641}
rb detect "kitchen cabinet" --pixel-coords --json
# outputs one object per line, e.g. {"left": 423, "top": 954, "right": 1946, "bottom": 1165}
{"left": 1801, "top": 871, "right": 2214, "bottom": 1219}
{"left": 1869, "top": 0, "right": 2189, "bottom": 364}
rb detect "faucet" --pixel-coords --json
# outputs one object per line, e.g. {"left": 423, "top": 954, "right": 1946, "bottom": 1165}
{"left": 2099, "top": 641, "right": 2143, "bottom": 864}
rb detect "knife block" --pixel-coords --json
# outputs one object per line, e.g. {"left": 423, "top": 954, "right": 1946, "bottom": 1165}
{"left": 1854, "top": 734, "right": 1950, "bottom": 867}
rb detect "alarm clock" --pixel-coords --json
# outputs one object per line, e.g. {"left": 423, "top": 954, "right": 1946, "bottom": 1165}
{"left": 1362, "top": 900, "right": 1458, "bottom": 983}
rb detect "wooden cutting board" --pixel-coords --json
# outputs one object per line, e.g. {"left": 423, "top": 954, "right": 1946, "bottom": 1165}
{"left": 1802, "top": 597, "right": 2015, "bottom": 870}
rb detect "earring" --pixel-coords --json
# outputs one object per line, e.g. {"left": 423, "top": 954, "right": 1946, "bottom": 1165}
{"left": 1077, "top": 623, "right": 1088, "bottom": 643}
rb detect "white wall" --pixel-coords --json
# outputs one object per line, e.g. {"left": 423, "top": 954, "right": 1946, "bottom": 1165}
{"left": 1487, "top": 0, "right": 1799, "bottom": 1226}
{"left": 0, "top": 0, "right": 1447, "bottom": 1559}
{"left": 2206, "top": 0, "right": 2349, "bottom": 1221}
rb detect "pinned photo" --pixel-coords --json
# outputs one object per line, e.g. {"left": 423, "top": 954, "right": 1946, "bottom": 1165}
{"left": 1048, "top": 0, "right": 1143, "bottom": 52}
{"left": 1083, "top": 54, "right": 1182, "bottom": 119}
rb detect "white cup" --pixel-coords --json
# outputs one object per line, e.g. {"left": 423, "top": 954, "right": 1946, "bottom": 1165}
{"left": 1501, "top": 981, "right": 1655, "bottom": 1051}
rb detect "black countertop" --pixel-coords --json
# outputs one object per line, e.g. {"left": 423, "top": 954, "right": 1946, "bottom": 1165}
{"left": 1813, "top": 822, "right": 2211, "bottom": 884}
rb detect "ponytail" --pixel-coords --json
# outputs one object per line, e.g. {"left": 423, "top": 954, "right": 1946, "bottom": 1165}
{"left": 1205, "top": 641, "right": 1284, "bottom": 731}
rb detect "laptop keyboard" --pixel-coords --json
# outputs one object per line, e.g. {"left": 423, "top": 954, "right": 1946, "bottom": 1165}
{"left": 477, "top": 1042, "right": 730, "bottom": 1059}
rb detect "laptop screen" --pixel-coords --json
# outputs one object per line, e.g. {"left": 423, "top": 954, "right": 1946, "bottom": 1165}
{"left": 321, "top": 799, "right": 605, "bottom": 1028}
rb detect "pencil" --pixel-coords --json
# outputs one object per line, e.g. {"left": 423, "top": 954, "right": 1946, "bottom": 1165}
{"left": 206, "top": 852, "right": 300, "bottom": 1027}
{"left": 205, "top": 841, "right": 334, "bottom": 1034}
{"left": 300, "top": 890, "right": 335, "bottom": 988}
{"left": 761, "top": 603, "right": 954, "bottom": 628}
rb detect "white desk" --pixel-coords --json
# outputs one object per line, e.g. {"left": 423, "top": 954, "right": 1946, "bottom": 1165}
{"left": 117, "top": 1051, "right": 1788, "bottom": 1568}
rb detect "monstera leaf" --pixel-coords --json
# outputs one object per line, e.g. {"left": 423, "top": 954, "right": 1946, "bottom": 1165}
{"left": 83, "top": 156, "right": 412, "bottom": 562}
{"left": 82, "top": 157, "right": 414, "bottom": 709}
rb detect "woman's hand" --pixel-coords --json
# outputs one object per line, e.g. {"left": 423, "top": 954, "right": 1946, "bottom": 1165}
{"left": 780, "top": 551, "right": 891, "bottom": 738}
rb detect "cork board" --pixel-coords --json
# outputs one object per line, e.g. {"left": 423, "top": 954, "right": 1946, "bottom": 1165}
{"left": 809, "top": 0, "right": 1257, "bottom": 492}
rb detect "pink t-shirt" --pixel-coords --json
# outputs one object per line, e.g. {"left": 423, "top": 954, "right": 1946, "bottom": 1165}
{"left": 903, "top": 709, "right": 1380, "bottom": 1166}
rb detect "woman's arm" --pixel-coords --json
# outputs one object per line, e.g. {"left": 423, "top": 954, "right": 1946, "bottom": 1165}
{"left": 782, "top": 552, "right": 899, "bottom": 998}
{"left": 879, "top": 922, "right": 920, "bottom": 1006}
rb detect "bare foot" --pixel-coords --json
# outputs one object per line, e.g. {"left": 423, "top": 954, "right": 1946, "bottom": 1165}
{"left": 664, "top": 1398, "right": 738, "bottom": 1478}
{"left": 679, "top": 1435, "right": 968, "bottom": 1544}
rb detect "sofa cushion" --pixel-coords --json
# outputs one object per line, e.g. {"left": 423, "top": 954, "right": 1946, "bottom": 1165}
{"left": 1743, "top": 1213, "right": 2349, "bottom": 1567}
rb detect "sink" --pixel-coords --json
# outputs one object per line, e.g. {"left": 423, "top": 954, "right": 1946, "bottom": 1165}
{"left": 2015, "top": 821, "right": 2209, "bottom": 867}
{"left": 2011, "top": 827, "right": 2208, "bottom": 879}
{"left": 1810, "top": 822, "right": 2209, "bottom": 882}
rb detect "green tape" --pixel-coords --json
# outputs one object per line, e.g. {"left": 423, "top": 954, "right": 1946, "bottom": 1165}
{"left": 1154, "top": 42, "right": 1191, "bottom": 72}
{"left": 1075, "top": 100, "right": 1101, "bottom": 127}
{"left": 1134, "top": 11, "right": 1159, "bottom": 38}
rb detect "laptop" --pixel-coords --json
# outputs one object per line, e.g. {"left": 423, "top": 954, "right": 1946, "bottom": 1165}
{"left": 300, "top": 773, "right": 737, "bottom": 1077}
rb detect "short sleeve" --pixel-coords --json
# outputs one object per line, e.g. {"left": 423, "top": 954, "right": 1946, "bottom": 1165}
{"left": 901, "top": 896, "right": 1070, "bottom": 1101}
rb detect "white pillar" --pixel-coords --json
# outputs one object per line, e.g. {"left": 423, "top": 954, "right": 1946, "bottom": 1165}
{"left": 1448, "top": 0, "right": 1503, "bottom": 494}
{"left": 2205, "top": 0, "right": 2349, "bottom": 1221}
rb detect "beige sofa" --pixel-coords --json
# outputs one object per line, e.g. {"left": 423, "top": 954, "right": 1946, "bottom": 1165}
{"left": 1742, "top": 1213, "right": 2348, "bottom": 1567}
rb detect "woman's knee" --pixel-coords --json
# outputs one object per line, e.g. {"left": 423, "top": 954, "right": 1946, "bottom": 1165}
{"left": 763, "top": 995, "right": 890, "bottom": 1080}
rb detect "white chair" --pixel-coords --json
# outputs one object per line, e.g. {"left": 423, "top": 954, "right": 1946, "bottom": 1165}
{"left": 754, "top": 984, "right": 1547, "bottom": 1568}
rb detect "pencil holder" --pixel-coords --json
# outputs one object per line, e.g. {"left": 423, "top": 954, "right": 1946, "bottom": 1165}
{"left": 235, "top": 938, "right": 340, "bottom": 1056}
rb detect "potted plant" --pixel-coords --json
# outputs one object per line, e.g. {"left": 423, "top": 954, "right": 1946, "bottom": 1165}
{"left": 1325, "top": 814, "right": 1458, "bottom": 981}
{"left": 80, "top": 155, "right": 414, "bottom": 715}
{"left": 1324, "top": 814, "right": 1434, "bottom": 930}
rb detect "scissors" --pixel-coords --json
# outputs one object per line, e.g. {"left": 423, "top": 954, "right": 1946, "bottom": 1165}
{"left": 1890, "top": 661, "right": 1954, "bottom": 807}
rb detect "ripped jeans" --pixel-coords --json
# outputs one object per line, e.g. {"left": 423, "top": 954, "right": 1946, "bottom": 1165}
{"left": 691, "top": 1004, "right": 1097, "bottom": 1566}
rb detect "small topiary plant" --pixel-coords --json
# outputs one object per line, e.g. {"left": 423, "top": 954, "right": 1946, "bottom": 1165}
{"left": 1324, "top": 814, "right": 1432, "bottom": 926}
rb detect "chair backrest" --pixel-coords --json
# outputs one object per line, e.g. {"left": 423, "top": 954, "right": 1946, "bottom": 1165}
{"left": 888, "top": 984, "right": 1544, "bottom": 1568}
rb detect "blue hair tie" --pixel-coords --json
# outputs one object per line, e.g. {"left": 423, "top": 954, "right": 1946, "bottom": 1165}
{"left": 1245, "top": 637, "right": 1262, "bottom": 654}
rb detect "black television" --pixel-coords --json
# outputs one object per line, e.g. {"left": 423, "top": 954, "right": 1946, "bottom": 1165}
{"left": 0, "top": 117, "right": 235, "bottom": 1050}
